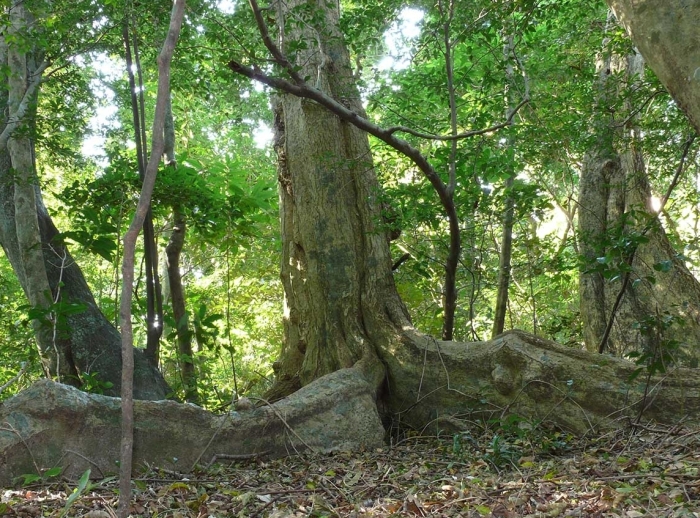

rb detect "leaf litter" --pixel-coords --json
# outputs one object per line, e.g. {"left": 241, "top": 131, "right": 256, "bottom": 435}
{"left": 1, "top": 422, "right": 699, "bottom": 517}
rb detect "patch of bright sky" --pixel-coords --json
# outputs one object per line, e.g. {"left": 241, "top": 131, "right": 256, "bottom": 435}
{"left": 217, "top": 0, "right": 236, "bottom": 14}
{"left": 253, "top": 122, "right": 273, "bottom": 149}
{"left": 80, "top": 5, "right": 421, "bottom": 155}
{"left": 80, "top": 53, "right": 121, "bottom": 164}
{"left": 377, "top": 8, "right": 424, "bottom": 72}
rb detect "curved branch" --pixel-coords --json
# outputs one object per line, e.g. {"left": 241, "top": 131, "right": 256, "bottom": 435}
{"left": 228, "top": 60, "right": 452, "bottom": 207}
{"left": 384, "top": 97, "right": 529, "bottom": 141}
{"left": 232, "top": 0, "right": 529, "bottom": 340}
{"left": 248, "top": 0, "right": 303, "bottom": 84}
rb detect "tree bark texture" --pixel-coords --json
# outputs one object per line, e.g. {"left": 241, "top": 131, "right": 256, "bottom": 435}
{"left": 605, "top": 0, "right": 700, "bottom": 135}
{"left": 166, "top": 204, "right": 198, "bottom": 403}
{"left": 579, "top": 49, "right": 700, "bottom": 361}
{"left": 2, "top": 3, "right": 72, "bottom": 380}
{"left": 256, "top": 0, "right": 700, "bottom": 438}
{"left": 0, "top": 371, "right": 384, "bottom": 486}
{"left": 268, "top": 0, "right": 411, "bottom": 399}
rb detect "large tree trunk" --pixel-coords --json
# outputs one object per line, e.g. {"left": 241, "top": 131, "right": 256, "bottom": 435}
{"left": 265, "top": 0, "right": 700, "bottom": 418}
{"left": 579, "top": 47, "right": 700, "bottom": 361}
{"left": 0, "top": 185, "right": 169, "bottom": 399}
{"left": 605, "top": 1, "right": 700, "bottom": 135}
{"left": 267, "top": 0, "right": 411, "bottom": 400}
{"left": 265, "top": 0, "right": 700, "bottom": 436}
{"left": 5, "top": 0, "right": 700, "bottom": 485}
{"left": 1, "top": 3, "right": 74, "bottom": 381}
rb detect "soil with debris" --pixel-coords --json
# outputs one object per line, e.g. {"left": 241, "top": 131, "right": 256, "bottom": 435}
{"left": 1, "top": 423, "right": 699, "bottom": 517}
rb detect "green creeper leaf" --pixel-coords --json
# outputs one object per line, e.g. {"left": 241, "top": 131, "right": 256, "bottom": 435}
{"left": 653, "top": 260, "right": 672, "bottom": 272}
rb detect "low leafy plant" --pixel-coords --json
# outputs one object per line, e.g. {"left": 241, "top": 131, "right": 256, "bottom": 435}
{"left": 483, "top": 433, "right": 520, "bottom": 469}
{"left": 452, "top": 414, "right": 574, "bottom": 471}
{"left": 14, "top": 466, "right": 62, "bottom": 486}
{"left": 60, "top": 469, "right": 91, "bottom": 518}
{"left": 627, "top": 311, "right": 682, "bottom": 382}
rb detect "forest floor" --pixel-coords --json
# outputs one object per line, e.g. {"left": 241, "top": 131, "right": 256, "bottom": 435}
{"left": 1, "top": 421, "right": 699, "bottom": 517}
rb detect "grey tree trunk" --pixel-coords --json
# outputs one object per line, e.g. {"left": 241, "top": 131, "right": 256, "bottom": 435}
{"left": 264, "top": 0, "right": 700, "bottom": 430}
{"left": 605, "top": 1, "right": 700, "bottom": 134}
{"left": 1, "top": 3, "right": 73, "bottom": 380}
{"left": 256, "top": 0, "right": 700, "bottom": 440}
{"left": 0, "top": 183, "right": 169, "bottom": 399}
{"left": 4, "top": 329, "right": 700, "bottom": 485}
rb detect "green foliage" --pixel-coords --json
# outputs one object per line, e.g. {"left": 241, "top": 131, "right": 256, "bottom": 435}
{"left": 1, "top": 0, "right": 698, "bottom": 408}
{"left": 0, "top": 255, "right": 42, "bottom": 400}
{"left": 19, "top": 298, "right": 88, "bottom": 340}
{"left": 14, "top": 466, "right": 62, "bottom": 487}
{"left": 59, "top": 469, "right": 91, "bottom": 518}
{"left": 77, "top": 372, "right": 114, "bottom": 395}
{"left": 627, "top": 311, "right": 684, "bottom": 381}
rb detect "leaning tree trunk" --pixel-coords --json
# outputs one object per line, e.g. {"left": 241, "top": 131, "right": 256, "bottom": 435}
{"left": 1, "top": 3, "right": 74, "bottom": 381}
{"left": 0, "top": 186, "right": 170, "bottom": 400}
{"left": 0, "top": 6, "right": 168, "bottom": 400}
{"left": 579, "top": 47, "right": 700, "bottom": 361}
{"left": 605, "top": 1, "right": 700, "bottom": 134}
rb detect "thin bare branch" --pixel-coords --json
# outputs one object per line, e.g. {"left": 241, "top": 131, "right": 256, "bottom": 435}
{"left": 384, "top": 97, "right": 529, "bottom": 141}
{"left": 119, "top": 1, "right": 186, "bottom": 516}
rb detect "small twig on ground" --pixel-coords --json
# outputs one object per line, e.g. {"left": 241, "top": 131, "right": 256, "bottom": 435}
{"left": 205, "top": 451, "right": 269, "bottom": 469}
{"left": 249, "top": 494, "right": 284, "bottom": 518}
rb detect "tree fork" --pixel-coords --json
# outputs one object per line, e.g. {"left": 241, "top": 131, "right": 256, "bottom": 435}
{"left": 230, "top": 0, "right": 528, "bottom": 344}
